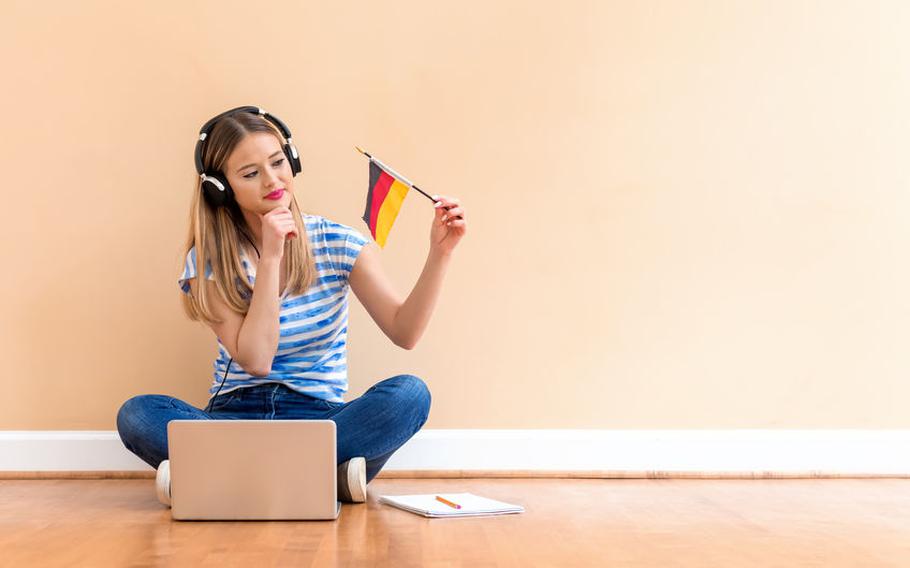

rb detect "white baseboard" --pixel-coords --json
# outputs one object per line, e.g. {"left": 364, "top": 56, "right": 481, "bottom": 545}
{"left": 2, "top": 430, "right": 909, "bottom": 475}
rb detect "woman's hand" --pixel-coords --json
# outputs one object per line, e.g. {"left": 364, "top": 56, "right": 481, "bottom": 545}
{"left": 429, "top": 195, "right": 467, "bottom": 256}
{"left": 260, "top": 206, "right": 298, "bottom": 261}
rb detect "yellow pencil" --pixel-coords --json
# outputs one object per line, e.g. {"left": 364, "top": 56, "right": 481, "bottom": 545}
{"left": 435, "top": 495, "right": 461, "bottom": 509}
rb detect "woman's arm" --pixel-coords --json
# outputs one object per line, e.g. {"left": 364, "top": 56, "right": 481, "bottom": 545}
{"left": 235, "top": 257, "right": 282, "bottom": 374}
{"left": 349, "top": 195, "right": 467, "bottom": 349}
{"left": 187, "top": 257, "right": 281, "bottom": 376}
{"left": 235, "top": 207, "right": 300, "bottom": 374}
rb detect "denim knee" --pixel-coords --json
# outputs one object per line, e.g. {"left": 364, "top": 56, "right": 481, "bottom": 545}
{"left": 116, "top": 394, "right": 161, "bottom": 447}
{"left": 117, "top": 395, "right": 141, "bottom": 445}
{"left": 388, "top": 374, "right": 431, "bottom": 426}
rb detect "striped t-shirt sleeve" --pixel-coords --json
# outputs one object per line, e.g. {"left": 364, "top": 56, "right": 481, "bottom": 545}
{"left": 319, "top": 219, "right": 370, "bottom": 282}
{"left": 178, "top": 246, "right": 214, "bottom": 295}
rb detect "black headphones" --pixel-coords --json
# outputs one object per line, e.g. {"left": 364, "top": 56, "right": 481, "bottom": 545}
{"left": 194, "top": 105, "right": 302, "bottom": 209}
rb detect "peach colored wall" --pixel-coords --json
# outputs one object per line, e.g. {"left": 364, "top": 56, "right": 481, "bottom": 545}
{"left": 2, "top": 1, "right": 909, "bottom": 429}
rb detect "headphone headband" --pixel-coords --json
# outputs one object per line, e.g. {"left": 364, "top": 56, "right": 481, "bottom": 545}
{"left": 194, "top": 105, "right": 299, "bottom": 175}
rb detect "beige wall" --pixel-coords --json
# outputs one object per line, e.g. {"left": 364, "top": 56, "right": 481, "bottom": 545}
{"left": 2, "top": 1, "right": 909, "bottom": 429}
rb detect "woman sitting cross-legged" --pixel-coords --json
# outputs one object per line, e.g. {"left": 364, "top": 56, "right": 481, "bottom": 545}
{"left": 116, "top": 106, "right": 466, "bottom": 503}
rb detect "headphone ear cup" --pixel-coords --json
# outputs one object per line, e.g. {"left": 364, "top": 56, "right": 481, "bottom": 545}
{"left": 201, "top": 173, "right": 234, "bottom": 208}
{"left": 284, "top": 144, "right": 302, "bottom": 176}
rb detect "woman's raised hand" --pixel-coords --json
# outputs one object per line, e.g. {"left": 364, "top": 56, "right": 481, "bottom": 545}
{"left": 259, "top": 206, "right": 298, "bottom": 260}
{"left": 430, "top": 195, "right": 466, "bottom": 256}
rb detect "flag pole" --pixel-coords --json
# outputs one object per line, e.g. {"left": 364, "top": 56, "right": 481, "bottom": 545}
{"left": 355, "top": 146, "right": 436, "bottom": 203}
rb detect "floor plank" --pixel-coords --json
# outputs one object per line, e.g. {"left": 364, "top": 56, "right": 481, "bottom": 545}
{"left": 1, "top": 478, "right": 909, "bottom": 567}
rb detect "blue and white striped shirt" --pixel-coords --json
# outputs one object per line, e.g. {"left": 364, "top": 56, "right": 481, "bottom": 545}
{"left": 178, "top": 214, "right": 369, "bottom": 402}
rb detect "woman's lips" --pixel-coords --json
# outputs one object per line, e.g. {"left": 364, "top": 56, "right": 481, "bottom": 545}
{"left": 265, "top": 189, "right": 285, "bottom": 200}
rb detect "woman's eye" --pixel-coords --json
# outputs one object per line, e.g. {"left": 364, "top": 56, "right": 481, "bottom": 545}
{"left": 241, "top": 159, "right": 284, "bottom": 179}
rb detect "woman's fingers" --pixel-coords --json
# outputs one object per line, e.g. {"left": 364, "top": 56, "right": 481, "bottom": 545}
{"left": 433, "top": 195, "right": 467, "bottom": 233}
{"left": 433, "top": 195, "right": 460, "bottom": 208}
{"left": 440, "top": 208, "right": 465, "bottom": 224}
{"left": 433, "top": 195, "right": 465, "bottom": 222}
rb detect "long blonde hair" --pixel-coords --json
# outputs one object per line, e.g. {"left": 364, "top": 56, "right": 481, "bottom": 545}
{"left": 179, "top": 111, "right": 315, "bottom": 326}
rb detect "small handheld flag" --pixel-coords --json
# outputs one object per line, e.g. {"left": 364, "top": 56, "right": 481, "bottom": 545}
{"left": 356, "top": 147, "right": 435, "bottom": 248}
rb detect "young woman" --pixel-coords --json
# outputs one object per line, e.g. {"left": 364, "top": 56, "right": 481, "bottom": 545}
{"left": 116, "top": 107, "right": 466, "bottom": 504}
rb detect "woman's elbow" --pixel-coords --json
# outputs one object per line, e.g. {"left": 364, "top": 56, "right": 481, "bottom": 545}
{"left": 394, "top": 335, "right": 418, "bottom": 350}
{"left": 239, "top": 356, "right": 273, "bottom": 377}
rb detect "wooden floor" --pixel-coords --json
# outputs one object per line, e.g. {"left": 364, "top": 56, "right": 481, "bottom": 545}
{"left": 2, "top": 478, "right": 909, "bottom": 567}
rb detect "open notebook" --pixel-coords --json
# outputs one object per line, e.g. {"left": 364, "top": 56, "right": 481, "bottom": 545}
{"left": 378, "top": 492, "right": 525, "bottom": 518}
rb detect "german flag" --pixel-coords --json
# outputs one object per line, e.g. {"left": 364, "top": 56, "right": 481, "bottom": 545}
{"left": 362, "top": 160, "right": 410, "bottom": 248}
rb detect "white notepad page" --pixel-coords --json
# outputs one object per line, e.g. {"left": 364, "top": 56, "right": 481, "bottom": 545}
{"left": 378, "top": 492, "right": 525, "bottom": 518}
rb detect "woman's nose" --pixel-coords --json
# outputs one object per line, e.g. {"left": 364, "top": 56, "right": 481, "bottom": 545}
{"left": 263, "top": 168, "right": 281, "bottom": 187}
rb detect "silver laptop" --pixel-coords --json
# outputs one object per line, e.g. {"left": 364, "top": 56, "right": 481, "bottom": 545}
{"left": 167, "top": 420, "right": 341, "bottom": 520}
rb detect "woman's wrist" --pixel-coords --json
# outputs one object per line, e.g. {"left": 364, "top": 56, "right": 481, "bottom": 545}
{"left": 258, "top": 256, "right": 282, "bottom": 269}
{"left": 428, "top": 246, "right": 454, "bottom": 263}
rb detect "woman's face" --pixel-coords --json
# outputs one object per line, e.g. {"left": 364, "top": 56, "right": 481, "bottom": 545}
{"left": 223, "top": 132, "right": 294, "bottom": 215}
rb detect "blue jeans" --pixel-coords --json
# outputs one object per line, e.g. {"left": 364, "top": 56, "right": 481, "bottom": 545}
{"left": 116, "top": 374, "right": 431, "bottom": 483}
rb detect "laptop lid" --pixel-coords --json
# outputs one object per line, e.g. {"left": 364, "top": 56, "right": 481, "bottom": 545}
{"left": 167, "top": 420, "right": 339, "bottom": 520}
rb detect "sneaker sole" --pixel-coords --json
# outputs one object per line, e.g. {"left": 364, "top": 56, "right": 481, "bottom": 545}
{"left": 346, "top": 457, "right": 367, "bottom": 503}
{"left": 156, "top": 459, "right": 171, "bottom": 507}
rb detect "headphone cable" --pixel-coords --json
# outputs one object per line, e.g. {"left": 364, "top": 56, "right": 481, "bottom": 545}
{"left": 204, "top": 230, "right": 261, "bottom": 414}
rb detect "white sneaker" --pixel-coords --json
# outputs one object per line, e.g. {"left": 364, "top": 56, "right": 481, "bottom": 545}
{"left": 337, "top": 457, "right": 367, "bottom": 503}
{"left": 156, "top": 459, "right": 171, "bottom": 507}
